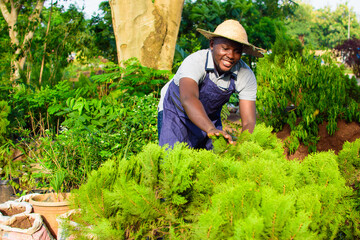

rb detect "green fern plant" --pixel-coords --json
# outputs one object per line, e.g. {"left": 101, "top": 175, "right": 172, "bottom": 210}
{"left": 66, "top": 123, "right": 360, "bottom": 239}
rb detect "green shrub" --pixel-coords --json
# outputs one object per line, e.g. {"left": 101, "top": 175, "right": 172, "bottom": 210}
{"left": 0, "top": 100, "right": 10, "bottom": 144}
{"left": 256, "top": 52, "right": 360, "bottom": 153}
{"left": 9, "top": 81, "right": 76, "bottom": 137}
{"left": 268, "top": 29, "right": 303, "bottom": 64}
{"left": 91, "top": 57, "right": 170, "bottom": 98}
{"left": 67, "top": 124, "right": 360, "bottom": 239}
{"left": 0, "top": 141, "right": 23, "bottom": 181}
{"left": 8, "top": 59, "right": 165, "bottom": 189}
{"left": 30, "top": 92, "right": 159, "bottom": 189}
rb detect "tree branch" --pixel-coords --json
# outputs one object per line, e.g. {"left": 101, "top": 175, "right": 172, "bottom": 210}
{"left": 0, "top": 0, "right": 11, "bottom": 24}
{"left": 22, "top": 0, "right": 45, "bottom": 47}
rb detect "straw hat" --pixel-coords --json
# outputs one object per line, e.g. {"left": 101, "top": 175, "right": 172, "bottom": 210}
{"left": 197, "top": 20, "right": 265, "bottom": 58}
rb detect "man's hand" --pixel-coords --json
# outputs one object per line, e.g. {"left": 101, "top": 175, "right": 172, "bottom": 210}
{"left": 206, "top": 128, "right": 234, "bottom": 145}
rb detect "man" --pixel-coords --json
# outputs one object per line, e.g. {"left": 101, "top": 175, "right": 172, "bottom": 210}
{"left": 158, "top": 19, "right": 265, "bottom": 150}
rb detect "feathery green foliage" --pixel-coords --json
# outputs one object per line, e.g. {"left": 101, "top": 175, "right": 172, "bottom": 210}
{"left": 67, "top": 123, "right": 360, "bottom": 239}
{"left": 337, "top": 138, "right": 360, "bottom": 218}
{"left": 338, "top": 138, "right": 360, "bottom": 183}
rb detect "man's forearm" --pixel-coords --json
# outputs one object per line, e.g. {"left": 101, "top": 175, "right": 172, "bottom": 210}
{"left": 238, "top": 100, "right": 256, "bottom": 134}
{"left": 181, "top": 97, "right": 215, "bottom": 133}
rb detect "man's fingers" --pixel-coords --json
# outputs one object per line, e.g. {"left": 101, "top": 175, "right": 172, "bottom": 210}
{"left": 208, "top": 130, "right": 235, "bottom": 145}
{"left": 221, "top": 132, "right": 234, "bottom": 144}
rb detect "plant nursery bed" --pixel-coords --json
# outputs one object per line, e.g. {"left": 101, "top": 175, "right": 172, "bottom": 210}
{"left": 225, "top": 113, "right": 360, "bottom": 160}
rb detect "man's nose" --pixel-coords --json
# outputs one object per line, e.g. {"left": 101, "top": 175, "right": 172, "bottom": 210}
{"left": 227, "top": 49, "right": 234, "bottom": 59}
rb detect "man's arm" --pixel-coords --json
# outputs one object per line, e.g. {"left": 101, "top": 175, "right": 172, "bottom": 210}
{"left": 179, "top": 77, "right": 234, "bottom": 144}
{"left": 238, "top": 99, "right": 256, "bottom": 133}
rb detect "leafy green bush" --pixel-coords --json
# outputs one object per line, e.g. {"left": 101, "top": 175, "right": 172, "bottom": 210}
{"left": 0, "top": 141, "right": 24, "bottom": 181}
{"left": 256, "top": 52, "right": 360, "bottom": 153}
{"left": 91, "top": 58, "right": 170, "bottom": 98}
{"left": 67, "top": 124, "right": 360, "bottom": 239}
{"left": 268, "top": 28, "right": 303, "bottom": 64}
{"left": 8, "top": 81, "right": 77, "bottom": 137}
{"left": 0, "top": 101, "right": 25, "bottom": 184}
{"left": 30, "top": 92, "right": 159, "bottom": 189}
{"left": 0, "top": 100, "right": 10, "bottom": 144}
{"left": 4, "top": 58, "right": 166, "bottom": 189}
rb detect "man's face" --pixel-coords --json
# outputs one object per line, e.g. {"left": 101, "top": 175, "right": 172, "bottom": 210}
{"left": 210, "top": 37, "right": 243, "bottom": 75}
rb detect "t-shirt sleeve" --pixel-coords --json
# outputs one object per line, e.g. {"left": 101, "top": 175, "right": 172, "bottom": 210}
{"left": 236, "top": 61, "right": 257, "bottom": 101}
{"left": 174, "top": 51, "right": 206, "bottom": 85}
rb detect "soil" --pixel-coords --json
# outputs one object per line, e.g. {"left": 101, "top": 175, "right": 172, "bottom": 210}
{"left": 9, "top": 215, "right": 34, "bottom": 229}
{"left": 32, "top": 192, "right": 69, "bottom": 203}
{"left": 225, "top": 113, "right": 360, "bottom": 161}
{"left": 0, "top": 206, "right": 25, "bottom": 216}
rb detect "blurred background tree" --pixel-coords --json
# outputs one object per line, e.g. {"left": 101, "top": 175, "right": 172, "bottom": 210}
{"left": 285, "top": 2, "right": 360, "bottom": 49}
{"left": 29, "top": 3, "right": 96, "bottom": 87}
{"left": 0, "top": 0, "right": 45, "bottom": 82}
{"left": 88, "top": 1, "right": 117, "bottom": 63}
{"left": 175, "top": 0, "right": 298, "bottom": 71}
{"left": 0, "top": 0, "right": 359, "bottom": 87}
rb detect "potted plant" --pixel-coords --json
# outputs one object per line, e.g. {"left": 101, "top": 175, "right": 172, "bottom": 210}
{"left": 29, "top": 169, "right": 71, "bottom": 239}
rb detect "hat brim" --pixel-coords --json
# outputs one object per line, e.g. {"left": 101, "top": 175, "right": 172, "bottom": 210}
{"left": 197, "top": 28, "right": 265, "bottom": 58}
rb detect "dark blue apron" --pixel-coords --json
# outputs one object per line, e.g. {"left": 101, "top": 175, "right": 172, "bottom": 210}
{"left": 159, "top": 72, "right": 236, "bottom": 150}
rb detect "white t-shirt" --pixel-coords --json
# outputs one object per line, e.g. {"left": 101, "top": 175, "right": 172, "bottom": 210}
{"left": 158, "top": 49, "right": 257, "bottom": 111}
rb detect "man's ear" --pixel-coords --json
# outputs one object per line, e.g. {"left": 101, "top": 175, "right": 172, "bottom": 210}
{"left": 210, "top": 39, "right": 214, "bottom": 50}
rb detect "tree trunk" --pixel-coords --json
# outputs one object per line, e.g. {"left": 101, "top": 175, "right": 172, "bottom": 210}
{"left": 109, "top": 0, "right": 184, "bottom": 70}
{"left": 39, "top": 0, "right": 53, "bottom": 85}
{"left": 0, "top": 0, "right": 45, "bottom": 82}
